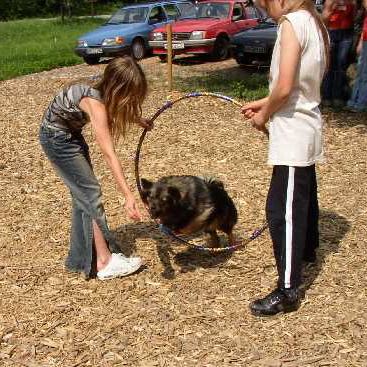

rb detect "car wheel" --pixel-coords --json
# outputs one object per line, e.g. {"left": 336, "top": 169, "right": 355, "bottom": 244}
{"left": 235, "top": 56, "right": 247, "bottom": 65}
{"left": 212, "top": 36, "right": 230, "bottom": 61}
{"left": 131, "top": 38, "right": 145, "bottom": 60}
{"left": 83, "top": 56, "right": 100, "bottom": 65}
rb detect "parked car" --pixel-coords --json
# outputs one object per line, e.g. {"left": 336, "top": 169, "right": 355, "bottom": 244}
{"left": 74, "top": 0, "right": 195, "bottom": 64}
{"left": 149, "top": 0, "right": 264, "bottom": 61}
{"left": 232, "top": 17, "right": 276, "bottom": 66}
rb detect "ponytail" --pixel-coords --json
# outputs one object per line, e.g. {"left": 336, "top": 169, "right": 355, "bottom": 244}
{"left": 303, "top": 0, "right": 330, "bottom": 71}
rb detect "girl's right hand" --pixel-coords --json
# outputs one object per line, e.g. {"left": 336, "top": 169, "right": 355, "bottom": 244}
{"left": 125, "top": 195, "right": 141, "bottom": 221}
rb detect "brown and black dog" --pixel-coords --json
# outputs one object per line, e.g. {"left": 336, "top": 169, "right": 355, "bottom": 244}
{"left": 141, "top": 175, "right": 238, "bottom": 247}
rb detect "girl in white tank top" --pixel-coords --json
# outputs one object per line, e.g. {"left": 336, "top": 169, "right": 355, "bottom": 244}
{"left": 241, "top": 0, "right": 330, "bottom": 316}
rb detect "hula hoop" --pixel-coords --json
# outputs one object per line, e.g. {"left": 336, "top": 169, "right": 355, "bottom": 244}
{"left": 135, "top": 92, "right": 268, "bottom": 252}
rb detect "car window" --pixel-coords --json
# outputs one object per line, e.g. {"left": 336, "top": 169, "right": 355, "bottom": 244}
{"left": 176, "top": 2, "right": 197, "bottom": 18}
{"left": 246, "top": 5, "right": 261, "bottom": 19}
{"left": 196, "top": 2, "right": 230, "bottom": 18}
{"left": 106, "top": 6, "right": 149, "bottom": 24}
{"left": 163, "top": 4, "right": 179, "bottom": 20}
{"left": 149, "top": 6, "right": 167, "bottom": 24}
{"left": 232, "top": 3, "right": 244, "bottom": 21}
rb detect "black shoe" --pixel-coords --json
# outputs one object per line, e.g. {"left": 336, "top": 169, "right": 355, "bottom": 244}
{"left": 250, "top": 288, "right": 299, "bottom": 316}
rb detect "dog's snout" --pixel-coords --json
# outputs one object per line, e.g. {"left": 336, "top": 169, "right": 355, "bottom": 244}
{"left": 150, "top": 205, "right": 160, "bottom": 218}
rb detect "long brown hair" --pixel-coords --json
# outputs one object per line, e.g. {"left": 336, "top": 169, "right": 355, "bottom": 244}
{"left": 94, "top": 56, "right": 148, "bottom": 142}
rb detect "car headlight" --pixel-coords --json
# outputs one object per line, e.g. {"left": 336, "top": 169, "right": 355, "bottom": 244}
{"left": 77, "top": 40, "right": 88, "bottom": 47}
{"left": 102, "top": 36, "right": 124, "bottom": 46}
{"left": 152, "top": 32, "right": 164, "bottom": 41}
{"left": 190, "top": 31, "right": 205, "bottom": 40}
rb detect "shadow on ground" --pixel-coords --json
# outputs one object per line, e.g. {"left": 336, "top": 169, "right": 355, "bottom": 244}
{"left": 303, "top": 209, "right": 351, "bottom": 291}
{"left": 113, "top": 207, "right": 350, "bottom": 283}
{"left": 113, "top": 221, "right": 233, "bottom": 279}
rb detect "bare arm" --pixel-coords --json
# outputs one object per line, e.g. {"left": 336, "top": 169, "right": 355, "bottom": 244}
{"left": 243, "top": 19, "right": 301, "bottom": 131}
{"left": 261, "top": 20, "right": 301, "bottom": 117}
{"left": 79, "top": 97, "right": 141, "bottom": 221}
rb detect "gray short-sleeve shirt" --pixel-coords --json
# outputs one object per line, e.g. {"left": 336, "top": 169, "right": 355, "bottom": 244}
{"left": 42, "top": 83, "right": 103, "bottom": 132}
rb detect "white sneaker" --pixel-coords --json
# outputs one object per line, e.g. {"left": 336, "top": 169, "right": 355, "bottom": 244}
{"left": 97, "top": 253, "right": 142, "bottom": 280}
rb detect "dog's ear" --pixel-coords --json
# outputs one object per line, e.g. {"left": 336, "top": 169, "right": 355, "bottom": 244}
{"left": 168, "top": 186, "right": 182, "bottom": 203}
{"left": 141, "top": 178, "right": 153, "bottom": 199}
{"left": 141, "top": 178, "right": 153, "bottom": 190}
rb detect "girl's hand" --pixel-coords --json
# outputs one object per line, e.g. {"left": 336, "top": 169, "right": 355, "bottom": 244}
{"left": 250, "top": 111, "right": 269, "bottom": 133}
{"left": 242, "top": 98, "right": 268, "bottom": 119}
{"left": 124, "top": 195, "right": 141, "bottom": 221}
{"left": 138, "top": 117, "right": 154, "bottom": 130}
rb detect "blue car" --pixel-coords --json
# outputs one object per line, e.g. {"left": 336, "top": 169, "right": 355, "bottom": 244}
{"left": 75, "top": 0, "right": 195, "bottom": 64}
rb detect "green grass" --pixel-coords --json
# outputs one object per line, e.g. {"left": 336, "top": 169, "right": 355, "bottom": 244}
{"left": 0, "top": 17, "right": 107, "bottom": 80}
{"left": 175, "top": 70, "right": 269, "bottom": 100}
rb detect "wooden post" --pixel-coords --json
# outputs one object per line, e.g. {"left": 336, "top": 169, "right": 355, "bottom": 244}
{"left": 166, "top": 23, "right": 173, "bottom": 91}
{"left": 90, "top": 0, "right": 95, "bottom": 17}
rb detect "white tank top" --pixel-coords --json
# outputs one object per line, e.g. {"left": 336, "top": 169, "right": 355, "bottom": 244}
{"left": 268, "top": 10, "right": 326, "bottom": 166}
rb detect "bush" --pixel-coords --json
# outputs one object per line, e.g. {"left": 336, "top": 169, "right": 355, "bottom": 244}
{"left": 0, "top": 0, "right": 122, "bottom": 21}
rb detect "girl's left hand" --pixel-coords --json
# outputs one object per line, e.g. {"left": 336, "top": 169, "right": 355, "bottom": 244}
{"left": 125, "top": 196, "right": 141, "bottom": 221}
{"left": 138, "top": 118, "right": 154, "bottom": 130}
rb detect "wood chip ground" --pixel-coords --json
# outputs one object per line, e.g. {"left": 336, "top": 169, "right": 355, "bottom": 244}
{"left": 0, "top": 57, "right": 366, "bottom": 367}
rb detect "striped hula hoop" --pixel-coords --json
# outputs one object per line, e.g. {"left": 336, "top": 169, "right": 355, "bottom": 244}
{"left": 134, "top": 92, "right": 268, "bottom": 252}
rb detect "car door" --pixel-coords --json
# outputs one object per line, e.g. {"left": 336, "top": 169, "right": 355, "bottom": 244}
{"left": 243, "top": 4, "right": 262, "bottom": 28}
{"left": 230, "top": 2, "right": 257, "bottom": 34}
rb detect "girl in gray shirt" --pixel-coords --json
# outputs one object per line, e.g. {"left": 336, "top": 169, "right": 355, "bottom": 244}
{"left": 39, "top": 56, "right": 152, "bottom": 280}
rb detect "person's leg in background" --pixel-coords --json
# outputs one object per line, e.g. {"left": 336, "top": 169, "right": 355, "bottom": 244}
{"left": 333, "top": 30, "right": 353, "bottom": 108}
{"left": 347, "top": 41, "right": 367, "bottom": 111}
{"left": 322, "top": 30, "right": 337, "bottom": 107}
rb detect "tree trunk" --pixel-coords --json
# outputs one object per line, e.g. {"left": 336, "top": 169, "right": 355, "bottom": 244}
{"left": 60, "top": 0, "right": 65, "bottom": 22}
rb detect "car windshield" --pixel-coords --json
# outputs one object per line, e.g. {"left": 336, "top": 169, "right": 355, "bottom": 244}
{"left": 105, "top": 6, "right": 149, "bottom": 24}
{"left": 176, "top": 2, "right": 197, "bottom": 18}
{"left": 181, "top": 2, "right": 230, "bottom": 19}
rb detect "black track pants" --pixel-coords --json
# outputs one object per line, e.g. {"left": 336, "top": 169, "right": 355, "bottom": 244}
{"left": 265, "top": 165, "right": 319, "bottom": 289}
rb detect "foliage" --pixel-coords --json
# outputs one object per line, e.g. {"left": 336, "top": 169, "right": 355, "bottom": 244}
{"left": 0, "top": 17, "right": 105, "bottom": 80}
{"left": 0, "top": 0, "right": 122, "bottom": 21}
{"left": 175, "top": 69, "right": 269, "bottom": 100}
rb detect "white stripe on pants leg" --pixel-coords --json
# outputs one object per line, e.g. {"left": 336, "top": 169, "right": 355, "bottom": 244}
{"left": 284, "top": 167, "right": 295, "bottom": 288}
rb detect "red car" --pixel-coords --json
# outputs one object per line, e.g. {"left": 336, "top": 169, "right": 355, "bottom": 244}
{"left": 149, "top": 0, "right": 263, "bottom": 61}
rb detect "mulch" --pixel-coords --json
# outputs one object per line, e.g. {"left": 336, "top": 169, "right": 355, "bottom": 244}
{"left": 0, "top": 56, "right": 366, "bottom": 367}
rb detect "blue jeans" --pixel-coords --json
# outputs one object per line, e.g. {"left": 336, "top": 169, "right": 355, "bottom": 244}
{"left": 347, "top": 41, "right": 367, "bottom": 110}
{"left": 39, "top": 125, "right": 120, "bottom": 279}
{"left": 322, "top": 29, "right": 353, "bottom": 101}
